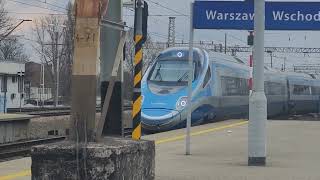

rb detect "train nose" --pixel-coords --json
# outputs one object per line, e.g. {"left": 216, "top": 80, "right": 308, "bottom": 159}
{"left": 141, "top": 108, "right": 181, "bottom": 131}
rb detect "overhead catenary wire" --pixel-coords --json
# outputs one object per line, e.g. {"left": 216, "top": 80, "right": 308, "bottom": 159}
{"left": 124, "top": 7, "right": 186, "bottom": 40}
{"left": 133, "top": 1, "right": 246, "bottom": 44}
{"left": 124, "top": 14, "right": 187, "bottom": 17}
{"left": 30, "top": 0, "right": 68, "bottom": 11}
{"left": 7, "top": 0, "right": 66, "bottom": 13}
{"left": 7, "top": 12, "right": 67, "bottom": 16}
{"left": 125, "top": 4, "right": 245, "bottom": 45}
{"left": 145, "top": 0, "right": 189, "bottom": 17}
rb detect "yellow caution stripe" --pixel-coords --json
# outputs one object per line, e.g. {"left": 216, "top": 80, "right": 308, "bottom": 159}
{"left": 132, "top": 34, "right": 144, "bottom": 140}
{"left": 155, "top": 120, "right": 248, "bottom": 145}
{"left": 0, "top": 170, "right": 31, "bottom": 180}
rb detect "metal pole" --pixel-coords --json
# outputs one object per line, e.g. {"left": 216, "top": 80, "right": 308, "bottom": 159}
{"left": 3, "top": 75, "right": 7, "bottom": 113}
{"left": 248, "top": 0, "right": 267, "bottom": 166}
{"left": 186, "top": 2, "right": 194, "bottom": 156}
{"left": 19, "top": 92, "right": 22, "bottom": 112}
{"left": 55, "top": 31, "right": 59, "bottom": 107}
{"left": 132, "top": 0, "right": 143, "bottom": 140}
{"left": 270, "top": 53, "right": 273, "bottom": 68}
{"left": 42, "top": 64, "right": 45, "bottom": 106}
{"left": 39, "top": 66, "right": 42, "bottom": 106}
{"left": 0, "top": 19, "right": 32, "bottom": 41}
{"left": 224, "top": 33, "right": 227, "bottom": 54}
{"left": 4, "top": 91, "right": 6, "bottom": 113}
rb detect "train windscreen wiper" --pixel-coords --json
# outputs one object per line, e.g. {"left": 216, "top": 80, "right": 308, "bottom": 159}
{"left": 154, "top": 65, "right": 163, "bottom": 81}
{"left": 177, "top": 71, "right": 188, "bottom": 82}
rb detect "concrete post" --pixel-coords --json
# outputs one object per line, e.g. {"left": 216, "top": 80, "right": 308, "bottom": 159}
{"left": 248, "top": 0, "right": 267, "bottom": 166}
{"left": 69, "top": 0, "right": 101, "bottom": 142}
{"left": 100, "top": 0, "right": 123, "bottom": 136}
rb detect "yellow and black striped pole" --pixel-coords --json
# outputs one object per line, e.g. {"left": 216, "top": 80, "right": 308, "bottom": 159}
{"left": 132, "top": 0, "right": 144, "bottom": 140}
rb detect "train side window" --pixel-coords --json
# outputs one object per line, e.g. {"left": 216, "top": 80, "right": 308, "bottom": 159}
{"left": 293, "top": 85, "right": 311, "bottom": 95}
{"left": 311, "top": 86, "right": 320, "bottom": 95}
{"left": 221, "top": 76, "right": 249, "bottom": 96}
{"left": 265, "top": 82, "right": 285, "bottom": 95}
{"left": 202, "top": 67, "right": 211, "bottom": 88}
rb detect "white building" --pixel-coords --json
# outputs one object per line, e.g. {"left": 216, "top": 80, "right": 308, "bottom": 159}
{"left": 0, "top": 61, "right": 25, "bottom": 112}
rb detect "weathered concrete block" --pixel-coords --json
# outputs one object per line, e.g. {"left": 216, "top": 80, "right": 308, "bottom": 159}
{"left": 31, "top": 137, "right": 155, "bottom": 180}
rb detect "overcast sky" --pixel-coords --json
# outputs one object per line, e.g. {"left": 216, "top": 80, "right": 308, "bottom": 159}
{"left": 5, "top": 0, "right": 320, "bottom": 71}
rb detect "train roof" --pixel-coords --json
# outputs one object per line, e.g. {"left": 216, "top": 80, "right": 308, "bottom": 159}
{"left": 159, "top": 47, "right": 320, "bottom": 81}
{"left": 207, "top": 51, "right": 246, "bottom": 65}
{"left": 206, "top": 50, "right": 319, "bottom": 80}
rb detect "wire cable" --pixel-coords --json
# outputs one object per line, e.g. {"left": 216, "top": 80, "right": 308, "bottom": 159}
{"left": 7, "top": 12, "right": 67, "bottom": 15}
{"left": 145, "top": 0, "right": 189, "bottom": 17}
{"left": 31, "top": 0, "right": 67, "bottom": 11}
{"left": 7, "top": 0, "right": 66, "bottom": 13}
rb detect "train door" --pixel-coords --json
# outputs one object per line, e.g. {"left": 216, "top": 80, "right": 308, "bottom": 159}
{"left": 286, "top": 78, "right": 292, "bottom": 114}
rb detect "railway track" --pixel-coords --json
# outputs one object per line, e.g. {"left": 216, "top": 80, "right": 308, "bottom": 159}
{"left": 0, "top": 137, "right": 66, "bottom": 161}
{"left": 7, "top": 106, "right": 132, "bottom": 117}
{"left": 8, "top": 107, "right": 101, "bottom": 116}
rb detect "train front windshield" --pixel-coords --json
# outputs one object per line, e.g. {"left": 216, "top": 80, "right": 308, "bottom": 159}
{"left": 148, "top": 60, "right": 194, "bottom": 84}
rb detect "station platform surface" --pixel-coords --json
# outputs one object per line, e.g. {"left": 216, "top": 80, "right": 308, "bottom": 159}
{"left": 0, "top": 114, "right": 35, "bottom": 121}
{"left": 1, "top": 119, "right": 320, "bottom": 180}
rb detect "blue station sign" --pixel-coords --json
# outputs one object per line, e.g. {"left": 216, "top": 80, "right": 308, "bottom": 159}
{"left": 193, "top": 0, "right": 320, "bottom": 30}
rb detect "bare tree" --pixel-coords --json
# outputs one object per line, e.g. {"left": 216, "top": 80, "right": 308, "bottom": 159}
{"left": 123, "top": 29, "right": 159, "bottom": 100}
{"left": 0, "top": 0, "right": 13, "bottom": 38}
{"left": 32, "top": 3, "right": 74, "bottom": 105}
{"left": 124, "top": 29, "right": 159, "bottom": 77}
{"left": 0, "top": 37, "right": 29, "bottom": 61}
{"left": 59, "top": 2, "right": 74, "bottom": 104}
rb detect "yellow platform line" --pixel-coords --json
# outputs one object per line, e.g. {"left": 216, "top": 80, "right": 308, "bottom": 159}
{"left": 155, "top": 120, "right": 248, "bottom": 145}
{"left": 0, "top": 120, "right": 248, "bottom": 180}
{"left": 0, "top": 170, "right": 31, "bottom": 180}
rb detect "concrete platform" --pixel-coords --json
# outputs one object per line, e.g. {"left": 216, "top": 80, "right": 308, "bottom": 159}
{"left": 0, "top": 114, "right": 35, "bottom": 144}
{"left": 1, "top": 119, "right": 320, "bottom": 180}
{"left": 0, "top": 114, "right": 35, "bottom": 122}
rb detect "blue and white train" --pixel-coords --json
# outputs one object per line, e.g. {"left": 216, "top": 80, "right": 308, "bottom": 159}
{"left": 141, "top": 47, "right": 320, "bottom": 132}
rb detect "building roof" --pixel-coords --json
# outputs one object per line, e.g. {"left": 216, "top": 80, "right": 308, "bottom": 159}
{"left": 0, "top": 61, "right": 25, "bottom": 75}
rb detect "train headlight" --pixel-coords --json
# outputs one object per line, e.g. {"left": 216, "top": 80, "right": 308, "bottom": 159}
{"left": 176, "top": 96, "right": 188, "bottom": 110}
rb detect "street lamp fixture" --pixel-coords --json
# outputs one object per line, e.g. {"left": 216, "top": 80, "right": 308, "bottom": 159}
{"left": 0, "top": 19, "right": 32, "bottom": 41}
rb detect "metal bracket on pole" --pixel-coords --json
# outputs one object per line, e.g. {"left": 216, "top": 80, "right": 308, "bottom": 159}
{"left": 101, "top": 19, "right": 126, "bottom": 31}
{"left": 95, "top": 31, "right": 127, "bottom": 141}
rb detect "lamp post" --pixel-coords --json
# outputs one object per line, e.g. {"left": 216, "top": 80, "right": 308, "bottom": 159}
{"left": 0, "top": 19, "right": 32, "bottom": 41}
{"left": 48, "top": 23, "right": 66, "bottom": 107}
